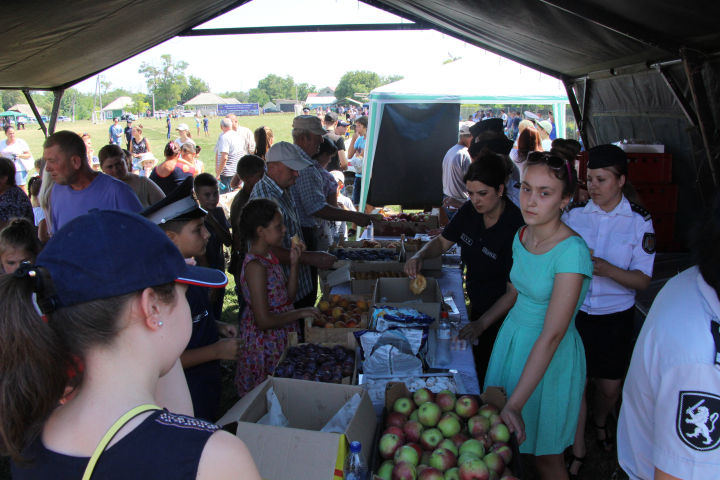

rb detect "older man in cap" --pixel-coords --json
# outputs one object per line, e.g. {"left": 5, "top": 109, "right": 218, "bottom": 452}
{"left": 441, "top": 122, "right": 474, "bottom": 220}
{"left": 289, "top": 115, "right": 377, "bottom": 292}
{"left": 250, "top": 141, "right": 336, "bottom": 311}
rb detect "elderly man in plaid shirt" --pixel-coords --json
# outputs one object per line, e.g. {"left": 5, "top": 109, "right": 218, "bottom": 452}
{"left": 289, "top": 115, "right": 378, "bottom": 300}
{"left": 249, "top": 140, "right": 336, "bottom": 311}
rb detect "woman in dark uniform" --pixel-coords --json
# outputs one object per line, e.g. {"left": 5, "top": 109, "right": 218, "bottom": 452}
{"left": 405, "top": 154, "right": 525, "bottom": 387}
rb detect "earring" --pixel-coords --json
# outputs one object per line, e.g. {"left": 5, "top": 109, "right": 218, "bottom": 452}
{"left": 158, "top": 321, "right": 163, "bottom": 326}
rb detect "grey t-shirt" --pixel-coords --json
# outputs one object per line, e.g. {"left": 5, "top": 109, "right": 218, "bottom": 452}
{"left": 441, "top": 143, "right": 471, "bottom": 201}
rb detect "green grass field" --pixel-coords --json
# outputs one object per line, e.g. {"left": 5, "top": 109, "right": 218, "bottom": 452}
{"left": 15, "top": 112, "right": 297, "bottom": 176}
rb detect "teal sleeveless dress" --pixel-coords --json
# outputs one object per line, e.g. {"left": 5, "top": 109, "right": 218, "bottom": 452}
{"left": 484, "top": 233, "right": 592, "bottom": 456}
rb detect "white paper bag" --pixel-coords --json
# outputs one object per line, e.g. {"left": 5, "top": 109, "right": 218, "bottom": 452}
{"left": 321, "top": 393, "right": 361, "bottom": 433}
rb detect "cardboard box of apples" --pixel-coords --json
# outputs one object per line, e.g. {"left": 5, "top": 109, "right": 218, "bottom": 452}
{"left": 372, "top": 383, "right": 522, "bottom": 480}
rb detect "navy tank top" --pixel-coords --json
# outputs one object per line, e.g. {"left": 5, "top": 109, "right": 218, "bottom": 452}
{"left": 11, "top": 410, "right": 219, "bottom": 480}
{"left": 184, "top": 285, "right": 222, "bottom": 422}
{"left": 150, "top": 162, "right": 196, "bottom": 196}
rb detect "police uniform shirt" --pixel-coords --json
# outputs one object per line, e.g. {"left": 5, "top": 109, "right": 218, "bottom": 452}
{"left": 562, "top": 196, "right": 655, "bottom": 315}
{"left": 617, "top": 266, "right": 720, "bottom": 480}
{"left": 442, "top": 198, "right": 525, "bottom": 313}
{"left": 183, "top": 284, "right": 221, "bottom": 421}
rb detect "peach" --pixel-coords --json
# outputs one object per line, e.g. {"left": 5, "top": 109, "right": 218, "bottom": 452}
{"left": 356, "top": 299, "right": 368, "bottom": 310}
{"left": 318, "top": 300, "right": 330, "bottom": 312}
{"left": 335, "top": 321, "right": 347, "bottom": 328}
{"left": 331, "top": 294, "right": 341, "bottom": 303}
{"left": 329, "top": 302, "right": 336, "bottom": 309}
{"left": 324, "top": 323, "right": 335, "bottom": 328}
{"left": 352, "top": 313, "right": 362, "bottom": 321}
{"left": 338, "top": 313, "right": 349, "bottom": 323}
{"left": 338, "top": 298, "right": 350, "bottom": 309}
{"left": 332, "top": 307, "right": 344, "bottom": 319}
{"left": 346, "top": 320, "right": 358, "bottom": 328}
{"left": 353, "top": 308, "right": 363, "bottom": 315}
{"left": 313, "top": 318, "right": 326, "bottom": 328}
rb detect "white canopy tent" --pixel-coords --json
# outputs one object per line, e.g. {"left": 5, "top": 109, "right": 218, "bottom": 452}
{"left": 359, "top": 55, "right": 570, "bottom": 211}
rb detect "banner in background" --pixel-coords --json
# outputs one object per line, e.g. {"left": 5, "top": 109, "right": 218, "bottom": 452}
{"left": 218, "top": 103, "right": 260, "bottom": 116}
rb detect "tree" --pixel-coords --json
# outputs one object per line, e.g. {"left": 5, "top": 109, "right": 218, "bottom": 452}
{"left": 138, "top": 54, "right": 189, "bottom": 110}
{"left": 380, "top": 75, "right": 404, "bottom": 85}
{"left": 335, "top": 71, "right": 394, "bottom": 101}
{"left": 181, "top": 75, "right": 210, "bottom": 104}
{"left": 257, "top": 74, "right": 294, "bottom": 101}
{"left": 131, "top": 92, "right": 150, "bottom": 115}
{"left": 219, "top": 91, "right": 249, "bottom": 103}
{"left": 248, "top": 88, "right": 270, "bottom": 106}
{"left": 1, "top": 90, "right": 24, "bottom": 111}
{"left": 295, "top": 82, "right": 316, "bottom": 102}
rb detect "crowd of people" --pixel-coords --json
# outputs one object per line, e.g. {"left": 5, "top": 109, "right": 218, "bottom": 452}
{"left": 0, "top": 106, "right": 716, "bottom": 480}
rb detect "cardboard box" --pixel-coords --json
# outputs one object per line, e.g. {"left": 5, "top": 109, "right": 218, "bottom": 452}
{"left": 273, "top": 332, "right": 358, "bottom": 385}
{"left": 350, "top": 262, "right": 408, "bottom": 294}
{"left": 375, "top": 383, "right": 524, "bottom": 479}
{"left": 371, "top": 277, "right": 443, "bottom": 327}
{"left": 374, "top": 216, "right": 439, "bottom": 237}
{"left": 218, "top": 377, "right": 378, "bottom": 480}
{"left": 304, "top": 291, "right": 371, "bottom": 343}
{"left": 328, "top": 245, "right": 400, "bottom": 269}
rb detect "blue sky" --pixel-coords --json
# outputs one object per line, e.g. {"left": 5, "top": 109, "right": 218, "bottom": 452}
{"left": 74, "top": 0, "right": 505, "bottom": 95}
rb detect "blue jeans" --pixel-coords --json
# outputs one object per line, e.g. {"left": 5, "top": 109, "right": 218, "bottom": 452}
{"left": 219, "top": 175, "right": 233, "bottom": 193}
{"left": 352, "top": 176, "right": 362, "bottom": 205}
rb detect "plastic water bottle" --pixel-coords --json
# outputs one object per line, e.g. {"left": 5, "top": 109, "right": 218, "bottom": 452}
{"left": 436, "top": 312, "right": 452, "bottom": 366}
{"left": 344, "top": 441, "right": 367, "bottom": 480}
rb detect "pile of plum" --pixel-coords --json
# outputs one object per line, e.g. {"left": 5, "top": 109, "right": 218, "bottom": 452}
{"left": 334, "top": 248, "right": 398, "bottom": 262}
{"left": 274, "top": 343, "right": 355, "bottom": 383}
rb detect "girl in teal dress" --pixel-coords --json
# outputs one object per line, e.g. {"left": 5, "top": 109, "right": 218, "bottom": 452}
{"left": 484, "top": 152, "right": 592, "bottom": 480}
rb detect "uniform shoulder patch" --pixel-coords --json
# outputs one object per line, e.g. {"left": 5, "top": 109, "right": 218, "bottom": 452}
{"left": 676, "top": 391, "right": 720, "bottom": 451}
{"left": 642, "top": 232, "right": 656, "bottom": 254}
{"left": 631, "top": 203, "right": 652, "bottom": 221}
{"left": 567, "top": 201, "right": 588, "bottom": 211}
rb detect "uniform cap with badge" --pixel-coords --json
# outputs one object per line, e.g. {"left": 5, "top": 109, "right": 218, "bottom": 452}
{"left": 140, "top": 176, "right": 207, "bottom": 225}
{"left": 587, "top": 144, "right": 628, "bottom": 169}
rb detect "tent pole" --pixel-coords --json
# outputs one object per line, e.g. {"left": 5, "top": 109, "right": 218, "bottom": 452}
{"left": 562, "top": 78, "right": 583, "bottom": 141}
{"left": 22, "top": 89, "right": 47, "bottom": 137}
{"left": 682, "top": 47, "right": 720, "bottom": 190}
{"left": 656, "top": 67, "right": 698, "bottom": 126}
{"left": 48, "top": 90, "right": 65, "bottom": 136}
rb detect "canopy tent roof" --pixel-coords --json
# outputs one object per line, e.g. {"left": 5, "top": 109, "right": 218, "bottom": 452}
{"left": 184, "top": 92, "right": 236, "bottom": 106}
{"left": 370, "top": 56, "right": 569, "bottom": 103}
{"left": 1, "top": 1, "right": 716, "bottom": 91}
{"left": 262, "top": 101, "right": 276, "bottom": 109}
{"left": 102, "top": 96, "right": 133, "bottom": 111}
{"left": 304, "top": 96, "right": 337, "bottom": 105}
{"left": 0, "top": 111, "right": 27, "bottom": 117}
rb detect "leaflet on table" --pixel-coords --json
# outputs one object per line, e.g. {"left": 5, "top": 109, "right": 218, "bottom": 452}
{"left": 326, "top": 264, "right": 351, "bottom": 287}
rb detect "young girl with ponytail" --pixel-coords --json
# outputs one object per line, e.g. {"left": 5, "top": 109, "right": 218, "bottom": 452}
{"left": 2, "top": 209, "right": 261, "bottom": 480}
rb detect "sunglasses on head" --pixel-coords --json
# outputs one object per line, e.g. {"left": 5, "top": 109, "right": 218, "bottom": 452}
{"left": 527, "top": 152, "right": 572, "bottom": 178}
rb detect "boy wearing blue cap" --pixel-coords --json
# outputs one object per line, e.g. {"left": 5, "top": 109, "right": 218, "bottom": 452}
{"left": 141, "top": 176, "right": 241, "bottom": 421}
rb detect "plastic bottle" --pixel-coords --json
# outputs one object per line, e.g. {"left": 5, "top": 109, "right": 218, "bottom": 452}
{"left": 436, "top": 311, "right": 452, "bottom": 366}
{"left": 344, "top": 441, "right": 367, "bottom": 480}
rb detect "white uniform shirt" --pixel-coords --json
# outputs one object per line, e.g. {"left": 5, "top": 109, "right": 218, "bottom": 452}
{"left": 563, "top": 196, "right": 655, "bottom": 315}
{"left": 618, "top": 266, "right": 720, "bottom": 480}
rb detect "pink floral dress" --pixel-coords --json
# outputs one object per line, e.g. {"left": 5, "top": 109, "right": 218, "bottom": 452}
{"left": 235, "top": 251, "right": 297, "bottom": 397}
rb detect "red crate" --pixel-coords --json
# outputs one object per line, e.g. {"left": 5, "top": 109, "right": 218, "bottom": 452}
{"left": 627, "top": 153, "right": 673, "bottom": 184}
{"left": 576, "top": 152, "right": 672, "bottom": 184}
{"left": 635, "top": 184, "right": 678, "bottom": 213}
{"left": 652, "top": 214, "right": 675, "bottom": 243}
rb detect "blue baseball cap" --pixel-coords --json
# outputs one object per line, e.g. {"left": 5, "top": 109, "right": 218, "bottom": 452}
{"left": 35, "top": 209, "right": 227, "bottom": 309}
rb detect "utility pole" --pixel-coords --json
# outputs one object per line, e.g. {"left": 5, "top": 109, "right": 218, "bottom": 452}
{"left": 71, "top": 92, "right": 76, "bottom": 122}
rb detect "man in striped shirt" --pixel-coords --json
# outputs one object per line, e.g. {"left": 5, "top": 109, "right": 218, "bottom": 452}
{"left": 249, "top": 141, "right": 336, "bottom": 310}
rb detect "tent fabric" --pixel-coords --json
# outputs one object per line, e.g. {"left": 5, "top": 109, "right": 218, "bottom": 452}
{"left": 359, "top": 56, "right": 570, "bottom": 211}
{"left": 0, "top": 0, "right": 250, "bottom": 90}
{"left": 371, "top": 57, "right": 569, "bottom": 103}
{"left": 364, "top": 0, "right": 720, "bottom": 78}
{"left": 0, "top": 111, "right": 27, "bottom": 117}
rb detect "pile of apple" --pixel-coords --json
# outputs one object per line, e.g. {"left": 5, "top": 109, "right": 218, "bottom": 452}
{"left": 376, "top": 389, "right": 518, "bottom": 480}
{"left": 311, "top": 295, "right": 369, "bottom": 329}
